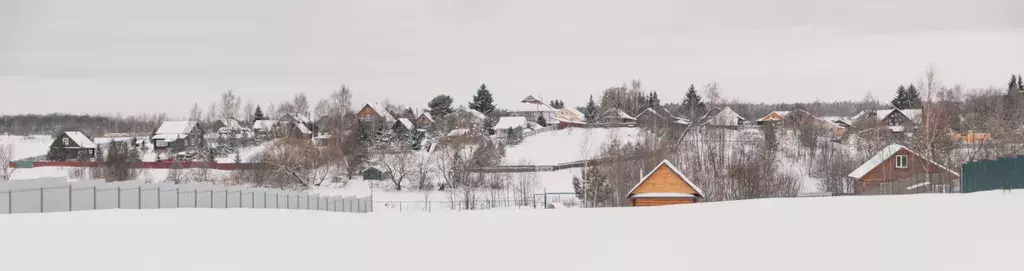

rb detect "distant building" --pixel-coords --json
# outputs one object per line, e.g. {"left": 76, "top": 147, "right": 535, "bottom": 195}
{"left": 393, "top": 118, "right": 415, "bottom": 135}
{"left": 756, "top": 111, "right": 791, "bottom": 125}
{"left": 357, "top": 103, "right": 396, "bottom": 124}
{"left": 626, "top": 160, "right": 704, "bottom": 206}
{"left": 598, "top": 108, "right": 637, "bottom": 124}
{"left": 285, "top": 122, "right": 313, "bottom": 140}
{"left": 210, "top": 119, "right": 244, "bottom": 134}
{"left": 555, "top": 107, "right": 586, "bottom": 124}
{"left": 848, "top": 144, "right": 960, "bottom": 195}
{"left": 509, "top": 95, "right": 557, "bottom": 124}
{"left": 415, "top": 112, "right": 435, "bottom": 128}
{"left": 493, "top": 116, "right": 528, "bottom": 138}
{"left": 699, "top": 107, "right": 745, "bottom": 128}
{"left": 252, "top": 120, "right": 280, "bottom": 138}
{"left": 48, "top": 131, "right": 98, "bottom": 160}
{"left": 151, "top": 121, "right": 205, "bottom": 152}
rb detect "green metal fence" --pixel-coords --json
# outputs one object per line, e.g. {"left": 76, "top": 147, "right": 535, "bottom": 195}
{"left": 961, "top": 156, "right": 1024, "bottom": 193}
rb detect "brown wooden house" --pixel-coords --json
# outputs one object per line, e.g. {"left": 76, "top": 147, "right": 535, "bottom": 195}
{"left": 47, "top": 131, "right": 98, "bottom": 161}
{"left": 151, "top": 121, "right": 205, "bottom": 152}
{"left": 848, "top": 144, "right": 960, "bottom": 195}
{"left": 626, "top": 160, "right": 705, "bottom": 206}
{"left": 415, "top": 112, "right": 435, "bottom": 128}
{"left": 357, "top": 103, "right": 396, "bottom": 124}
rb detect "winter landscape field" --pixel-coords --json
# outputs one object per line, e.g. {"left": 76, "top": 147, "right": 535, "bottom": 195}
{"left": 1, "top": 191, "right": 1021, "bottom": 271}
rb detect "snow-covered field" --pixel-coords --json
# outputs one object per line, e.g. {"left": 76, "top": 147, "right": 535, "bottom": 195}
{"left": 1, "top": 191, "right": 1021, "bottom": 270}
{"left": 504, "top": 127, "right": 640, "bottom": 165}
{"left": 0, "top": 135, "right": 52, "bottom": 160}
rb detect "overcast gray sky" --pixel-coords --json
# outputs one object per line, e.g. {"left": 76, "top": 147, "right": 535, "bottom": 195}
{"left": 2, "top": 0, "right": 1023, "bottom": 117}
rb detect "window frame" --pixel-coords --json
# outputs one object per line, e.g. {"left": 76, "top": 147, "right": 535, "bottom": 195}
{"left": 895, "top": 155, "right": 909, "bottom": 169}
{"left": 62, "top": 137, "right": 69, "bottom": 146}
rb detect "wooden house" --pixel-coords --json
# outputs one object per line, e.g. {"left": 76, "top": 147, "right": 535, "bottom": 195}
{"left": 210, "top": 119, "right": 244, "bottom": 134}
{"left": 555, "top": 107, "right": 586, "bottom": 124}
{"left": 699, "top": 107, "right": 745, "bottom": 128}
{"left": 757, "top": 111, "right": 791, "bottom": 125}
{"left": 47, "top": 131, "right": 98, "bottom": 160}
{"left": 626, "top": 160, "right": 705, "bottom": 206}
{"left": 415, "top": 112, "right": 435, "bottom": 128}
{"left": 252, "top": 120, "right": 280, "bottom": 138}
{"left": 393, "top": 118, "right": 415, "bottom": 135}
{"left": 852, "top": 108, "right": 921, "bottom": 133}
{"left": 599, "top": 108, "right": 637, "bottom": 124}
{"left": 357, "top": 103, "right": 397, "bottom": 124}
{"left": 847, "top": 144, "right": 960, "bottom": 195}
{"left": 284, "top": 122, "right": 313, "bottom": 140}
{"left": 361, "top": 166, "right": 390, "bottom": 180}
{"left": 151, "top": 121, "right": 205, "bottom": 152}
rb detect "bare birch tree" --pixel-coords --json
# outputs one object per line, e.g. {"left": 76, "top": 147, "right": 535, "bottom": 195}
{"left": 0, "top": 144, "right": 15, "bottom": 180}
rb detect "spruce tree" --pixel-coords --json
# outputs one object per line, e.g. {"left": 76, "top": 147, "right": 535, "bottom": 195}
{"left": 1017, "top": 74, "right": 1023, "bottom": 91}
{"left": 891, "top": 85, "right": 909, "bottom": 109}
{"left": 468, "top": 84, "right": 496, "bottom": 115}
{"left": 648, "top": 91, "right": 660, "bottom": 108}
{"left": 428, "top": 95, "right": 455, "bottom": 119}
{"left": 253, "top": 106, "right": 267, "bottom": 121}
{"left": 549, "top": 99, "right": 565, "bottom": 109}
{"left": 905, "top": 85, "right": 922, "bottom": 109}
{"left": 681, "top": 85, "right": 705, "bottom": 121}
{"left": 584, "top": 95, "right": 599, "bottom": 122}
{"left": 1010, "top": 75, "right": 1019, "bottom": 94}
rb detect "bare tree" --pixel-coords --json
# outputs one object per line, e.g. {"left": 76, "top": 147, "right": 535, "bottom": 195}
{"left": 260, "top": 139, "right": 341, "bottom": 188}
{"left": 243, "top": 100, "right": 256, "bottom": 124}
{"left": 376, "top": 149, "right": 415, "bottom": 191}
{"left": 511, "top": 160, "right": 539, "bottom": 206}
{"left": 0, "top": 144, "right": 15, "bottom": 180}
{"left": 412, "top": 152, "right": 435, "bottom": 190}
{"left": 189, "top": 102, "right": 204, "bottom": 121}
{"left": 703, "top": 82, "right": 721, "bottom": 109}
{"left": 293, "top": 93, "right": 310, "bottom": 116}
{"left": 220, "top": 90, "right": 242, "bottom": 120}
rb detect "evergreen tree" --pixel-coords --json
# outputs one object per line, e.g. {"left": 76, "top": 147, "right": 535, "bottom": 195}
{"left": 1018, "top": 74, "right": 1023, "bottom": 91}
{"left": 402, "top": 108, "right": 416, "bottom": 119}
{"left": 905, "top": 85, "right": 922, "bottom": 109}
{"left": 411, "top": 130, "right": 425, "bottom": 151}
{"left": 1010, "top": 75, "right": 1020, "bottom": 94}
{"left": 584, "top": 95, "right": 599, "bottom": 122}
{"left": 427, "top": 95, "right": 455, "bottom": 119}
{"left": 253, "top": 106, "right": 267, "bottom": 121}
{"left": 891, "top": 85, "right": 909, "bottom": 109}
{"left": 681, "top": 85, "right": 706, "bottom": 121}
{"left": 572, "top": 165, "right": 612, "bottom": 207}
{"left": 468, "top": 84, "right": 496, "bottom": 115}
{"left": 549, "top": 99, "right": 565, "bottom": 109}
{"left": 647, "top": 91, "right": 660, "bottom": 108}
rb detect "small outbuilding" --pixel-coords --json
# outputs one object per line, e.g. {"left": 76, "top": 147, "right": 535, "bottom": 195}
{"left": 626, "top": 160, "right": 705, "bottom": 206}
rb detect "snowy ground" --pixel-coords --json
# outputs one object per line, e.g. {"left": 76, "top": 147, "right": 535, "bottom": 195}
{"left": 0, "top": 135, "right": 52, "bottom": 160}
{"left": 1, "top": 191, "right": 1021, "bottom": 270}
{"left": 504, "top": 127, "right": 640, "bottom": 165}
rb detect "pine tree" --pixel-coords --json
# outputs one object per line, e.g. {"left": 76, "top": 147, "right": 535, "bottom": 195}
{"left": 1017, "top": 74, "right": 1023, "bottom": 91}
{"left": 253, "top": 106, "right": 267, "bottom": 121}
{"left": 905, "top": 84, "right": 922, "bottom": 109}
{"left": 549, "top": 99, "right": 565, "bottom": 109}
{"left": 584, "top": 95, "right": 599, "bottom": 122}
{"left": 891, "top": 85, "right": 909, "bottom": 109}
{"left": 1010, "top": 75, "right": 1019, "bottom": 94}
{"left": 428, "top": 95, "right": 455, "bottom": 119}
{"left": 468, "top": 84, "right": 496, "bottom": 115}
{"left": 681, "top": 85, "right": 705, "bottom": 121}
{"left": 647, "top": 91, "right": 660, "bottom": 108}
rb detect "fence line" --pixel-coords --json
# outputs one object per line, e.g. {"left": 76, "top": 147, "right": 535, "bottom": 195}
{"left": 0, "top": 179, "right": 371, "bottom": 215}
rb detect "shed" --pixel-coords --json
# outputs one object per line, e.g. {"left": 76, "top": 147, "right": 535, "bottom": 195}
{"left": 361, "top": 166, "right": 391, "bottom": 181}
{"left": 627, "top": 160, "right": 704, "bottom": 206}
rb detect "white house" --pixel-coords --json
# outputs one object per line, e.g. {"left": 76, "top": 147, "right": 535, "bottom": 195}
{"left": 493, "top": 116, "right": 529, "bottom": 138}
{"left": 509, "top": 95, "right": 557, "bottom": 124}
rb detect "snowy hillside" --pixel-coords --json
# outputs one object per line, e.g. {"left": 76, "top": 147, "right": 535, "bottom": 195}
{"left": 1, "top": 191, "right": 1021, "bottom": 270}
{"left": 504, "top": 127, "right": 640, "bottom": 165}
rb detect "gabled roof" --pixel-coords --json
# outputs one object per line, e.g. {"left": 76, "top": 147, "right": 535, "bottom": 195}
{"left": 657, "top": 108, "right": 682, "bottom": 121}
{"left": 757, "top": 111, "right": 791, "bottom": 122}
{"left": 561, "top": 107, "right": 585, "bottom": 119}
{"left": 509, "top": 101, "right": 557, "bottom": 113}
{"left": 396, "top": 118, "right": 414, "bottom": 130}
{"left": 494, "top": 116, "right": 528, "bottom": 130}
{"left": 701, "top": 107, "right": 744, "bottom": 126}
{"left": 154, "top": 121, "right": 198, "bottom": 135}
{"left": 252, "top": 120, "right": 279, "bottom": 130}
{"left": 900, "top": 109, "right": 922, "bottom": 121}
{"left": 847, "top": 144, "right": 959, "bottom": 179}
{"left": 454, "top": 108, "right": 487, "bottom": 120}
{"left": 521, "top": 95, "right": 544, "bottom": 105}
{"left": 61, "top": 131, "right": 97, "bottom": 149}
{"left": 362, "top": 103, "right": 396, "bottom": 123}
{"left": 418, "top": 112, "right": 434, "bottom": 123}
{"left": 293, "top": 123, "right": 312, "bottom": 135}
{"left": 601, "top": 109, "right": 637, "bottom": 121}
{"left": 216, "top": 119, "right": 243, "bottom": 131}
{"left": 820, "top": 116, "right": 853, "bottom": 126}
{"left": 635, "top": 108, "right": 662, "bottom": 119}
{"left": 280, "top": 113, "right": 312, "bottom": 124}
{"left": 627, "top": 160, "right": 705, "bottom": 198}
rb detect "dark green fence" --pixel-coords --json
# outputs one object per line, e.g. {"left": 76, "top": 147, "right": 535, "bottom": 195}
{"left": 961, "top": 156, "right": 1024, "bottom": 193}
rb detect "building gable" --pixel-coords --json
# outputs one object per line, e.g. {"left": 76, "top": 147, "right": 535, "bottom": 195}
{"left": 849, "top": 144, "right": 959, "bottom": 182}
{"left": 627, "top": 161, "right": 704, "bottom": 198}
{"left": 52, "top": 133, "right": 80, "bottom": 148}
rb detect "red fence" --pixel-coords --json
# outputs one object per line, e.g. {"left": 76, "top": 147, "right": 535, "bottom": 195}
{"left": 9, "top": 161, "right": 262, "bottom": 170}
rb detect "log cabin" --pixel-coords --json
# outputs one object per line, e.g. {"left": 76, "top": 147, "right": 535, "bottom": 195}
{"left": 627, "top": 160, "right": 705, "bottom": 206}
{"left": 848, "top": 144, "right": 960, "bottom": 195}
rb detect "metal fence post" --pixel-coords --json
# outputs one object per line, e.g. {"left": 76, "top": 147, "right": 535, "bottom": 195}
{"left": 40, "top": 187, "right": 44, "bottom": 213}
{"left": 194, "top": 189, "right": 198, "bottom": 208}
{"left": 239, "top": 191, "right": 242, "bottom": 208}
{"left": 117, "top": 186, "right": 122, "bottom": 209}
{"left": 157, "top": 188, "right": 161, "bottom": 209}
{"left": 176, "top": 187, "right": 180, "bottom": 208}
{"left": 68, "top": 185, "right": 73, "bottom": 212}
{"left": 138, "top": 187, "right": 142, "bottom": 209}
{"left": 93, "top": 186, "right": 97, "bottom": 210}
{"left": 8, "top": 190, "right": 12, "bottom": 214}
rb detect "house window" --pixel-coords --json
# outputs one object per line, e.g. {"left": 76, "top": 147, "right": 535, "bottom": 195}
{"left": 62, "top": 137, "right": 69, "bottom": 146}
{"left": 895, "top": 155, "right": 909, "bottom": 169}
{"left": 156, "top": 140, "right": 168, "bottom": 147}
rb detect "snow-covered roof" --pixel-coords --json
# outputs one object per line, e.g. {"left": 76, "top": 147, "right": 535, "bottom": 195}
{"left": 294, "top": 123, "right": 312, "bottom": 135}
{"left": 636, "top": 108, "right": 661, "bottom": 119}
{"left": 152, "top": 133, "right": 181, "bottom": 142}
{"left": 216, "top": 119, "right": 243, "bottom": 130}
{"left": 854, "top": 109, "right": 897, "bottom": 121}
{"left": 419, "top": 112, "right": 434, "bottom": 123}
{"left": 508, "top": 102, "right": 557, "bottom": 113}
{"left": 757, "top": 111, "right": 791, "bottom": 121}
{"left": 602, "top": 109, "right": 636, "bottom": 121}
{"left": 900, "top": 109, "right": 922, "bottom": 121}
{"left": 561, "top": 107, "right": 585, "bottom": 119}
{"left": 62, "top": 131, "right": 97, "bottom": 149}
{"left": 521, "top": 95, "right": 544, "bottom": 104}
{"left": 396, "top": 118, "right": 414, "bottom": 130}
{"left": 154, "top": 121, "right": 198, "bottom": 135}
{"left": 847, "top": 144, "right": 959, "bottom": 179}
{"left": 455, "top": 108, "right": 487, "bottom": 120}
{"left": 889, "top": 126, "right": 905, "bottom": 132}
{"left": 701, "top": 107, "right": 744, "bottom": 126}
{"left": 820, "top": 116, "right": 852, "bottom": 125}
{"left": 629, "top": 193, "right": 697, "bottom": 198}
{"left": 253, "top": 120, "right": 279, "bottom": 130}
{"left": 447, "top": 128, "right": 470, "bottom": 137}
{"left": 362, "top": 103, "right": 396, "bottom": 123}
{"left": 674, "top": 119, "right": 691, "bottom": 125}
{"left": 494, "top": 116, "right": 528, "bottom": 130}
{"left": 627, "top": 160, "right": 705, "bottom": 198}
{"left": 314, "top": 133, "right": 333, "bottom": 139}
{"left": 657, "top": 108, "right": 681, "bottom": 120}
